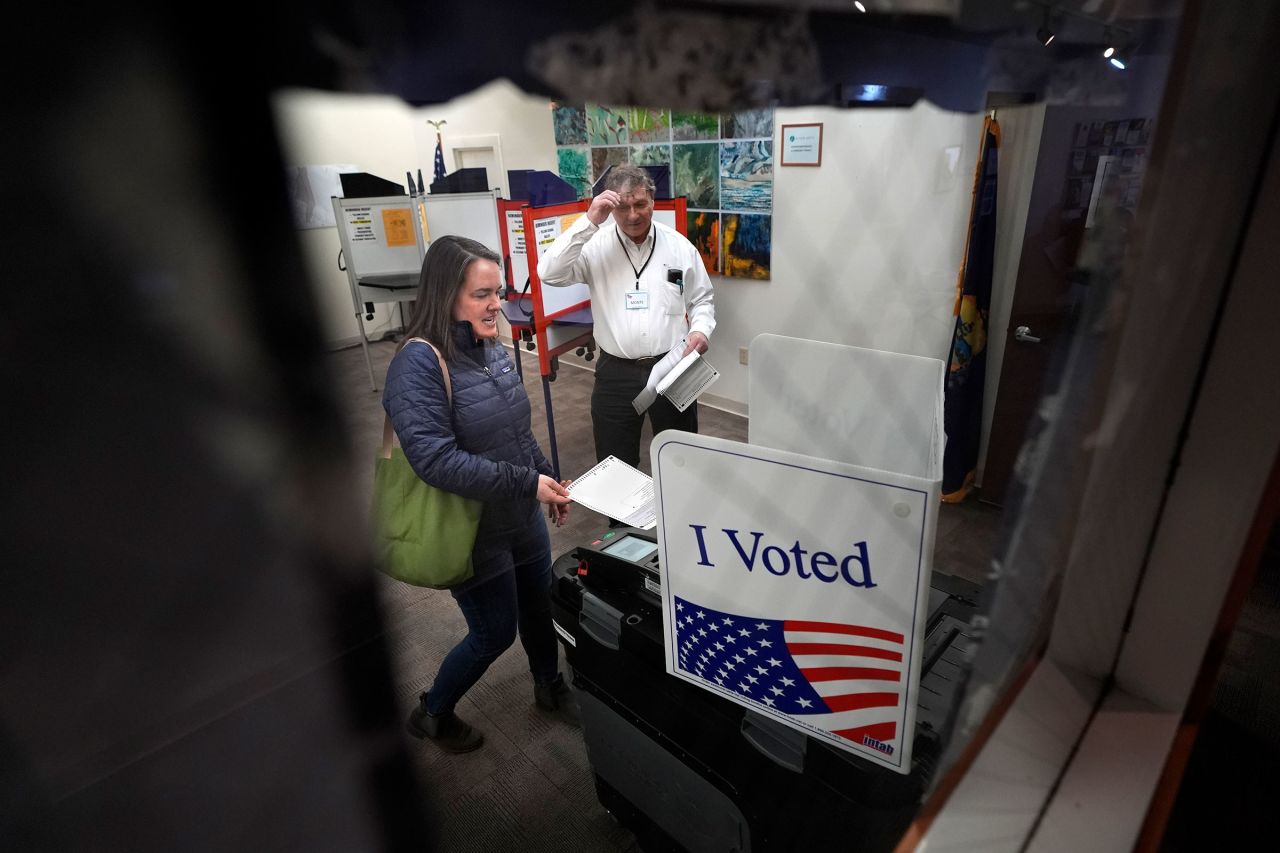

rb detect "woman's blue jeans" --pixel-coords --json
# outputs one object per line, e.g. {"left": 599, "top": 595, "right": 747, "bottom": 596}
{"left": 423, "top": 512, "right": 559, "bottom": 715}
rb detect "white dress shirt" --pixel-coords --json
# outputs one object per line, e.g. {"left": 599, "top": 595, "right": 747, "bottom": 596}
{"left": 537, "top": 216, "right": 715, "bottom": 360}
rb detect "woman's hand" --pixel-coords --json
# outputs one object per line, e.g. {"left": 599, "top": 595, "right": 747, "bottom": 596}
{"left": 547, "top": 479, "right": 572, "bottom": 527}
{"left": 537, "top": 474, "right": 571, "bottom": 508}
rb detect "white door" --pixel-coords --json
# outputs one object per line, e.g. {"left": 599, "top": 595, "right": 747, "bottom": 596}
{"left": 449, "top": 134, "right": 506, "bottom": 198}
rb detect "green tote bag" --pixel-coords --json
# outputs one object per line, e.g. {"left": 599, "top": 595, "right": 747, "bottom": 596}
{"left": 372, "top": 339, "right": 482, "bottom": 589}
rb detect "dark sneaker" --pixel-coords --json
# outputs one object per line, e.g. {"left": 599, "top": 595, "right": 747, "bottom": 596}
{"left": 534, "top": 673, "right": 581, "bottom": 727}
{"left": 406, "top": 704, "right": 484, "bottom": 753}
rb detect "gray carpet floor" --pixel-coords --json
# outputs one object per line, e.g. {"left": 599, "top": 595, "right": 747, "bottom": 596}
{"left": 329, "top": 337, "right": 1003, "bottom": 852}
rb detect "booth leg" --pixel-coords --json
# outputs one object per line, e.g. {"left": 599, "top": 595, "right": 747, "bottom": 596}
{"left": 355, "top": 310, "right": 377, "bottom": 392}
{"left": 542, "top": 375, "right": 560, "bottom": 481}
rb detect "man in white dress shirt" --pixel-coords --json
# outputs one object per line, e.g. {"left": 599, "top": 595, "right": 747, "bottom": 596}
{"left": 538, "top": 164, "right": 716, "bottom": 473}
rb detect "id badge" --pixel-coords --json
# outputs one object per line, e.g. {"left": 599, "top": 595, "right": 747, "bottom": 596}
{"left": 625, "top": 290, "right": 650, "bottom": 310}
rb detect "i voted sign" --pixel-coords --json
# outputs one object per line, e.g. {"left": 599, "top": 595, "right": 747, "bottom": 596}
{"left": 652, "top": 432, "right": 936, "bottom": 773}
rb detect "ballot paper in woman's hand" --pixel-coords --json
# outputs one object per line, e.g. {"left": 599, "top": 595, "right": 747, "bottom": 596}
{"left": 566, "top": 456, "right": 656, "bottom": 529}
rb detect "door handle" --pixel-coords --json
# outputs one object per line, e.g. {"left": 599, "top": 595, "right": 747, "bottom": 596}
{"left": 1015, "top": 325, "right": 1042, "bottom": 343}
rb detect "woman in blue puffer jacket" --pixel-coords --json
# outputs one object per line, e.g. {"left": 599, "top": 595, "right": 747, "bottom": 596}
{"left": 383, "top": 235, "right": 575, "bottom": 753}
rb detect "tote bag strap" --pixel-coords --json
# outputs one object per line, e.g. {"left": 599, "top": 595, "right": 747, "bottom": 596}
{"left": 380, "top": 337, "right": 452, "bottom": 460}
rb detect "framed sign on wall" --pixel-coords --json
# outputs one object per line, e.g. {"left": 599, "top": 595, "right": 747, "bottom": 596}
{"left": 780, "top": 123, "right": 823, "bottom": 167}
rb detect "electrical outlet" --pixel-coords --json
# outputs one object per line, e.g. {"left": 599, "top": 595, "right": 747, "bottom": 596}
{"left": 739, "top": 346, "right": 749, "bottom": 365}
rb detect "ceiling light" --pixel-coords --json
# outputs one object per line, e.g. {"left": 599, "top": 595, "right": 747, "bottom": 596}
{"left": 1103, "top": 27, "right": 1116, "bottom": 57}
{"left": 1110, "top": 57, "right": 1127, "bottom": 70}
{"left": 854, "top": 1, "right": 867, "bottom": 12}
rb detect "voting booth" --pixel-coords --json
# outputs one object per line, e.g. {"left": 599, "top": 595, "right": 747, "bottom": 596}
{"left": 551, "top": 334, "right": 966, "bottom": 851}
{"left": 333, "top": 188, "right": 504, "bottom": 390}
{"left": 332, "top": 193, "right": 428, "bottom": 389}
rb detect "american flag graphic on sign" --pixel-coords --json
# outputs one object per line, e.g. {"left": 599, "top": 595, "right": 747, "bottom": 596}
{"left": 673, "top": 595, "right": 905, "bottom": 751}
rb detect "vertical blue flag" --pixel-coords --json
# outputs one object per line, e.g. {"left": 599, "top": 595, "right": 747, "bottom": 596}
{"left": 433, "top": 134, "right": 446, "bottom": 183}
{"left": 942, "top": 117, "right": 999, "bottom": 501}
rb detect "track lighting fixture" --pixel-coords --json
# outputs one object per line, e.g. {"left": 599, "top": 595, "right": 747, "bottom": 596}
{"left": 1029, "top": 3, "right": 1131, "bottom": 65}
{"left": 1036, "top": 5, "right": 1056, "bottom": 46}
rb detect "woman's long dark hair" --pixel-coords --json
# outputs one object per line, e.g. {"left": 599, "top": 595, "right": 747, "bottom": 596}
{"left": 399, "top": 235, "right": 500, "bottom": 362}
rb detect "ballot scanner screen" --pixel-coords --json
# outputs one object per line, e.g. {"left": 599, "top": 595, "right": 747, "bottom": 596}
{"left": 601, "top": 535, "right": 658, "bottom": 564}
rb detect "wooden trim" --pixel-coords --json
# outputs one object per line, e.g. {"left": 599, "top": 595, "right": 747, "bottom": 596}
{"left": 893, "top": 648, "right": 1043, "bottom": 853}
{"left": 1132, "top": 445, "right": 1280, "bottom": 852}
{"left": 780, "top": 122, "right": 823, "bottom": 166}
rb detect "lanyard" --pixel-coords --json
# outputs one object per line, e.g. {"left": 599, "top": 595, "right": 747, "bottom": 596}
{"left": 616, "top": 227, "right": 657, "bottom": 290}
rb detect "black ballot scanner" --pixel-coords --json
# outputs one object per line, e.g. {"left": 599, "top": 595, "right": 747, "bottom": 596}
{"left": 570, "top": 526, "right": 663, "bottom": 605}
{"left": 551, "top": 525, "right": 980, "bottom": 853}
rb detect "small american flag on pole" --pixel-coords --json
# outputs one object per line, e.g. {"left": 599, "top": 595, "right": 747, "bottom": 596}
{"left": 673, "top": 595, "right": 905, "bottom": 752}
{"left": 433, "top": 133, "right": 447, "bottom": 183}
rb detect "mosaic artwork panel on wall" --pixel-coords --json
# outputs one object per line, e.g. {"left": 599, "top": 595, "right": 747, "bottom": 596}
{"left": 556, "top": 147, "right": 591, "bottom": 198}
{"left": 672, "top": 111, "right": 720, "bottom": 141}
{"left": 720, "top": 141, "right": 773, "bottom": 213}
{"left": 673, "top": 143, "right": 720, "bottom": 210}
{"left": 631, "top": 144, "right": 672, "bottom": 167}
{"left": 687, "top": 210, "right": 720, "bottom": 276}
{"left": 554, "top": 105, "right": 774, "bottom": 279}
{"left": 553, "top": 105, "right": 587, "bottom": 146}
{"left": 723, "top": 213, "right": 771, "bottom": 280}
{"left": 721, "top": 108, "right": 773, "bottom": 139}
{"left": 591, "top": 146, "right": 629, "bottom": 182}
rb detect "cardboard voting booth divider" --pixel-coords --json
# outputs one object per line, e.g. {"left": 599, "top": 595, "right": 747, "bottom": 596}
{"left": 653, "top": 334, "right": 945, "bottom": 774}
{"left": 331, "top": 193, "right": 430, "bottom": 390}
{"left": 332, "top": 194, "right": 426, "bottom": 277}
{"left": 421, "top": 190, "right": 504, "bottom": 259}
{"left": 497, "top": 199, "right": 530, "bottom": 297}
{"left": 521, "top": 199, "right": 686, "bottom": 377}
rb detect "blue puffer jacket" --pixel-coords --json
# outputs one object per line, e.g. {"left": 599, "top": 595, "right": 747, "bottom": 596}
{"left": 383, "top": 323, "right": 554, "bottom": 580}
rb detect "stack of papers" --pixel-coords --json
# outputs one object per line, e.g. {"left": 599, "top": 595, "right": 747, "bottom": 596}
{"left": 631, "top": 339, "right": 720, "bottom": 415}
{"left": 566, "top": 456, "right": 656, "bottom": 529}
{"left": 656, "top": 352, "right": 719, "bottom": 413}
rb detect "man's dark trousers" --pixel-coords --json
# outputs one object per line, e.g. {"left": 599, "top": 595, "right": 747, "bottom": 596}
{"left": 591, "top": 350, "right": 698, "bottom": 469}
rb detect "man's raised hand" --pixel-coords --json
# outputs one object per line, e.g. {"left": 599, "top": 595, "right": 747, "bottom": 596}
{"left": 586, "top": 190, "right": 621, "bottom": 225}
